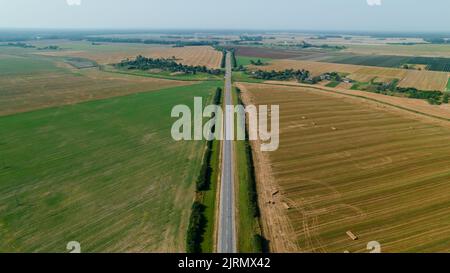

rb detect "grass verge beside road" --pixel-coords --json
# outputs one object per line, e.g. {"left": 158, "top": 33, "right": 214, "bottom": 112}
{"left": 233, "top": 87, "right": 267, "bottom": 253}
{"left": 101, "top": 65, "right": 223, "bottom": 82}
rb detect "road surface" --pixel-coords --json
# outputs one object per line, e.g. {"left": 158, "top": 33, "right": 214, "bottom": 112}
{"left": 217, "top": 52, "right": 237, "bottom": 253}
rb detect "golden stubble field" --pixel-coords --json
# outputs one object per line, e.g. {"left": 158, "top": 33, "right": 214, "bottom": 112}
{"left": 38, "top": 44, "right": 223, "bottom": 69}
{"left": 255, "top": 60, "right": 450, "bottom": 91}
{"left": 239, "top": 82, "right": 450, "bottom": 253}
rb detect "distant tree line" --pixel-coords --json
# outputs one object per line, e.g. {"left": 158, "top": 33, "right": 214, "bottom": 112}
{"left": 116, "top": 55, "right": 222, "bottom": 75}
{"left": 37, "top": 45, "right": 60, "bottom": 51}
{"left": 1, "top": 42, "right": 35, "bottom": 48}
{"left": 240, "top": 36, "right": 264, "bottom": 42}
{"left": 310, "top": 35, "right": 343, "bottom": 40}
{"left": 86, "top": 37, "right": 219, "bottom": 47}
{"left": 230, "top": 40, "right": 264, "bottom": 46}
{"left": 1, "top": 42, "right": 62, "bottom": 51}
{"left": 278, "top": 41, "right": 346, "bottom": 50}
{"left": 425, "top": 38, "right": 450, "bottom": 44}
{"left": 160, "top": 35, "right": 196, "bottom": 39}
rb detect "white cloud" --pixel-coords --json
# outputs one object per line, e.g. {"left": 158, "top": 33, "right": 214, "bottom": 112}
{"left": 367, "top": 0, "right": 382, "bottom": 6}
{"left": 66, "top": 0, "right": 81, "bottom": 6}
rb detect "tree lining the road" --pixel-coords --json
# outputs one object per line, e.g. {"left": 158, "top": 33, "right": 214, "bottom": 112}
{"left": 186, "top": 87, "right": 222, "bottom": 253}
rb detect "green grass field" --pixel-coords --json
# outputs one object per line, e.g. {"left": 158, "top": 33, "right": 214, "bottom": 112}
{"left": 0, "top": 50, "right": 192, "bottom": 116}
{"left": 232, "top": 71, "right": 264, "bottom": 84}
{"left": 236, "top": 56, "right": 272, "bottom": 67}
{"left": 29, "top": 40, "right": 167, "bottom": 53}
{"left": 0, "top": 54, "right": 61, "bottom": 76}
{"left": 103, "top": 65, "right": 222, "bottom": 82}
{"left": 233, "top": 88, "right": 260, "bottom": 253}
{"left": 0, "top": 81, "right": 219, "bottom": 252}
{"left": 447, "top": 78, "right": 450, "bottom": 91}
{"left": 325, "top": 81, "right": 341, "bottom": 88}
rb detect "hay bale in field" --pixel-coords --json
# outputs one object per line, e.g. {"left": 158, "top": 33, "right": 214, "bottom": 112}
{"left": 346, "top": 231, "right": 358, "bottom": 241}
{"left": 331, "top": 127, "right": 337, "bottom": 131}
{"left": 282, "top": 202, "right": 291, "bottom": 210}
{"left": 301, "top": 116, "right": 307, "bottom": 120}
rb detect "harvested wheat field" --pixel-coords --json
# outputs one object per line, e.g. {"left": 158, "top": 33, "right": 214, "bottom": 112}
{"left": 255, "top": 60, "right": 450, "bottom": 91}
{"left": 262, "top": 81, "right": 450, "bottom": 121}
{"left": 0, "top": 67, "right": 191, "bottom": 116}
{"left": 239, "top": 82, "right": 450, "bottom": 253}
{"left": 144, "top": 46, "right": 223, "bottom": 68}
{"left": 38, "top": 42, "right": 222, "bottom": 68}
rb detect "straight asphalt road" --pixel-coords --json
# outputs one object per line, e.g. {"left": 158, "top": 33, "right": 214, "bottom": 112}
{"left": 217, "top": 52, "right": 237, "bottom": 253}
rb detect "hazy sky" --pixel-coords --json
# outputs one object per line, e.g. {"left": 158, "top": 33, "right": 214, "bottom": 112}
{"left": 1, "top": 0, "right": 449, "bottom": 32}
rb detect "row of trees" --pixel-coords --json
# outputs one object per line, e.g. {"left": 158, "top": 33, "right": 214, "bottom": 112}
{"left": 196, "top": 141, "right": 214, "bottom": 191}
{"left": 252, "top": 69, "right": 311, "bottom": 81}
{"left": 116, "top": 55, "right": 222, "bottom": 75}
{"left": 355, "top": 78, "right": 447, "bottom": 105}
{"left": 2, "top": 42, "right": 62, "bottom": 51}
{"left": 230, "top": 49, "right": 237, "bottom": 68}
{"left": 2, "top": 42, "right": 35, "bottom": 48}
{"left": 220, "top": 50, "right": 227, "bottom": 68}
{"left": 278, "top": 41, "right": 346, "bottom": 50}
{"left": 186, "top": 202, "right": 207, "bottom": 253}
{"left": 250, "top": 59, "right": 266, "bottom": 66}
{"left": 425, "top": 38, "right": 450, "bottom": 44}
{"left": 239, "top": 36, "right": 263, "bottom": 42}
{"left": 37, "top": 45, "right": 60, "bottom": 51}
{"left": 396, "top": 87, "right": 444, "bottom": 105}
{"left": 186, "top": 87, "right": 222, "bottom": 253}
{"left": 196, "top": 87, "right": 222, "bottom": 191}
